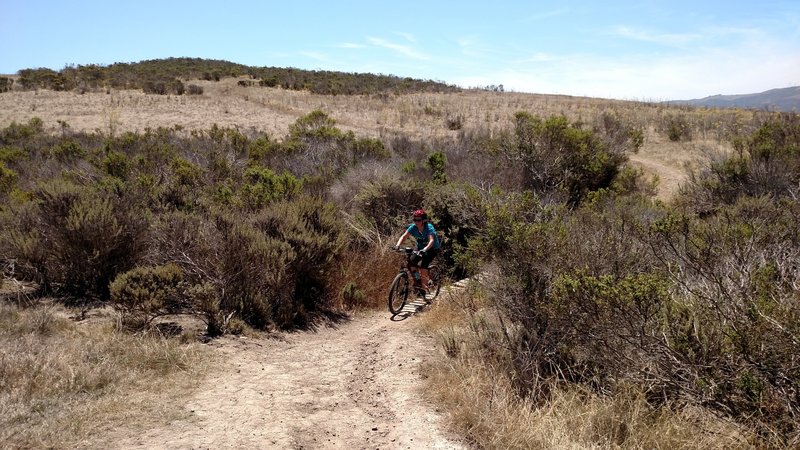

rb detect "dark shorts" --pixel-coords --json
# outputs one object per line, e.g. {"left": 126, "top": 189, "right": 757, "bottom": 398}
{"left": 411, "top": 248, "right": 439, "bottom": 269}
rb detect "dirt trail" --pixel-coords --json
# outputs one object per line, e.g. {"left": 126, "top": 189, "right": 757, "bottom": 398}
{"left": 111, "top": 300, "right": 465, "bottom": 449}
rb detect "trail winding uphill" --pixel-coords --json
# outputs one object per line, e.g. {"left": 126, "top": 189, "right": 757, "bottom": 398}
{"left": 111, "top": 301, "right": 465, "bottom": 449}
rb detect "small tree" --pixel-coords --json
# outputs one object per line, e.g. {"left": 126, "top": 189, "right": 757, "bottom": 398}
{"left": 427, "top": 151, "right": 447, "bottom": 184}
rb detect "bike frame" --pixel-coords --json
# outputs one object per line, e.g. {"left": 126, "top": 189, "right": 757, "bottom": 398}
{"left": 396, "top": 247, "right": 425, "bottom": 293}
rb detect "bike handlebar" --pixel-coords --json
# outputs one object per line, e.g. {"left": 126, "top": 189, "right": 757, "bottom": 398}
{"left": 392, "top": 246, "right": 425, "bottom": 255}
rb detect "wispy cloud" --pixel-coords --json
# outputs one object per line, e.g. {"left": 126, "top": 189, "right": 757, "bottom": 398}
{"left": 299, "top": 51, "right": 335, "bottom": 64}
{"left": 336, "top": 42, "right": 367, "bottom": 49}
{"left": 704, "top": 26, "right": 763, "bottom": 38}
{"left": 512, "top": 52, "right": 561, "bottom": 64}
{"left": 456, "top": 36, "right": 497, "bottom": 59}
{"left": 367, "top": 37, "right": 430, "bottom": 60}
{"left": 613, "top": 26, "right": 703, "bottom": 46}
{"left": 393, "top": 32, "right": 417, "bottom": 43}
{"left": 522, "top": 8, "right": 570, "bottom": 22}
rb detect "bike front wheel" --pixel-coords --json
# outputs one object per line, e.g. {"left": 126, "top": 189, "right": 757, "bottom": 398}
{"left": 388, "top": 272, "right": 409, "bottom": 315}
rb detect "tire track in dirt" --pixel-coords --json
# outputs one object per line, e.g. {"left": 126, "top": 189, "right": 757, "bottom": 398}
{"left": 109, "top": 307, "right": 464, "bottom": 449}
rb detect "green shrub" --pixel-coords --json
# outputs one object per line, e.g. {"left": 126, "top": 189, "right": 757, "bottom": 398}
{"left": 247, "top": 136, "right": 281, "bottom": 162}
{"left": 427, "top": 151, "right": 447, "bottom": 184}
{"left": 509, "top": 113, "right": 630, "bottom": 206}
{"left": 0, "top": 162, "right": 18, "bottom": 194}
{"left": 50, "top": 139, "right": 85, "bottom": 162}
{"left": 1, "top": 117, "right": 44, "bottom": 143}
{"left": 110, "top": 264, "right": 187, "bottom": 328}
{"left": 649, "top": 196, "right": 800, "bottom": 439}
{"left": 340, "top": 282, "right": 366, "bottom": 307}
{"left": 239, "top": 165, "right": 303, "bottom": 210}
{"left": 662, "top": 114, "right": 692, "bottom": 141}
{"left": 0, "top": 146, "right": 27, "bottom": 164}
{"left": 171, "top": 157, "right": 203, "bottom": 187}
{"left": 481, "top": 186, "right": 800, "bottom": 444}
{"left": 102, "top": 149, "right": 129, "bottom": 179}
{"left": 595, "top": 110, "right": 644, "bottom": 151}
{"left": 142, "top": 78, "right": 184, "bottom": 95}
{"left": 159, "top": 156, "right": 205, "bottom": 210}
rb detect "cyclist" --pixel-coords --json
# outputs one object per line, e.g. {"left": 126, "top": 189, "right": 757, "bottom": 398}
{"left": 394, "top": 209, "right": 440, "bottom": 296}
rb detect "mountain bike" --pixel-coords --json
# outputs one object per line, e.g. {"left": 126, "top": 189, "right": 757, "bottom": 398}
{"left": 388, "top": 247, "right": 443, "bottom": 316}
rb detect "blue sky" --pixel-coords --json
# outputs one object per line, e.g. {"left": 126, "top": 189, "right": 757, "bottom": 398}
{"left": 1, "top": 0, "right": 798, "bottom": 100}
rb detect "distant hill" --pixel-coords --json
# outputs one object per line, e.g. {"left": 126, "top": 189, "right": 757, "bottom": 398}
{"left": 670, "top": 86, "right": 800, "bottom": 111}
{"left": 7, "top": 57, "right": 460, "bottom": 96}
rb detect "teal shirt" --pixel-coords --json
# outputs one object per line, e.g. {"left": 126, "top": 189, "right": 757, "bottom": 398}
{"left": 406, "top": 223, "right": 440, "bottom": 250}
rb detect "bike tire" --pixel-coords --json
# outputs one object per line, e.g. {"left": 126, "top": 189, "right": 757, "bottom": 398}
{"left": 388, "top": 272, "right": 409, "bottom": 315}
{"left": 427, "top": 265, "right": 444, "bottom": 300}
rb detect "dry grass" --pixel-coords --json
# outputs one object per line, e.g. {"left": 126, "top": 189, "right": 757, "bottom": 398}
{"left": 330, "top": 243, "right": 404, "bottom": 310}
{"left": 418, "top": 285, "right": 756, "bottom": 449}
{"left": 0, "top": 78, "right": 761, "bottom": 199}
{"left": 0, "top": 301, "right": 213, "bottom": 448}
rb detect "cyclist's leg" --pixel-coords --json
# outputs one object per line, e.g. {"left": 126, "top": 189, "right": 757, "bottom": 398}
{"left": 419, "top": 249, "right": 439, "bottom": 293}
{"left": 409, "top": 252, "right": 422, "bottom": 287}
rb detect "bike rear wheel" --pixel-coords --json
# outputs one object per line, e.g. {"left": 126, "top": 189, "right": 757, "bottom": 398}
{"left": 388, "top": 272, "right": 409, "bottom": 315}
{"left": 426, "top": 265, "right": 444, "bottom": 300}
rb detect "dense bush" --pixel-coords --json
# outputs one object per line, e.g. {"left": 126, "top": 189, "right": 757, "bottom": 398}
{"left": 252, "top": 197, "right": 346, "bottom": 326}
{"left": 505, "top": 113, "right": 631, "bottom": 206}
{"left": 144, "top": 197, "right": 344, "bottom": 333}
{"left": 239, "top": 165, "right": 303, "bottom": 210}
{"left": 0, "top": 77, "right": 13, "bottom": 93}
{"left": 681, "top": 113, "right": 800, "bottom": 212}
{"left": 5, "top": 180, "right": 147, "bottom": 299}
{"left": 355, "top": 176, "right": 425, "bottom": 235}
{"left": 110, "top": 264, "right": 187, "bottom": 328}
{"left": 478, "top": 185, "right": 800, "bottom": 444}
{"left": 0, "top": 162, "right": 18, "bottom": 194}
{"left": 422, "top": 182, "right": 485, "bottom": 277}
{"left": 649, "top": 197, "right": 800, "bottom": 439}
{"left": 143, "top": 78, "right": 185, "bottom": 95}
{"left": 662, "top": 114, "right": 692, "bottom": 141}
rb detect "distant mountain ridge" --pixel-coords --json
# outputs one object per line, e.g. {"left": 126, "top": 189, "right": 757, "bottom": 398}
{"left": 671, "top": 86, "right": 800, "bottom": 111}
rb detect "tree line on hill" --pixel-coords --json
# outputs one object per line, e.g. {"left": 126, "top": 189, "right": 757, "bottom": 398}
{"left": 7, "top": 57, "right": 460, "bottom": 96}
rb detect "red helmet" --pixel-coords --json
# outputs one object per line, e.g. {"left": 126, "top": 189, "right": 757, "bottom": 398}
{"left": 412, "top": 209, "right": 427, "bottom": 220}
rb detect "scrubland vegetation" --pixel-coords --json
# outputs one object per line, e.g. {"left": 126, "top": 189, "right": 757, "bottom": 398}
{"left": 1, "top": 59, "right": 799, "bottom": 447}
{"left": 12, "top": 57, "right": 458, "bottom": 96}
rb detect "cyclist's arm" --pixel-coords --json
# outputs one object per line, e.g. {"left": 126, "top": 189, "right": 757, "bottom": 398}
{"left": 395, "top": 230, "right": 411, "bottom": 248}
{"left": 422, "top": 233, "right": 434, "bottom": 252}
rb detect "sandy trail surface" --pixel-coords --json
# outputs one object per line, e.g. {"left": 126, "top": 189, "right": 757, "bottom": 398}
{"left": 111, "top": 301, "right": 465, "bottom": 450}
